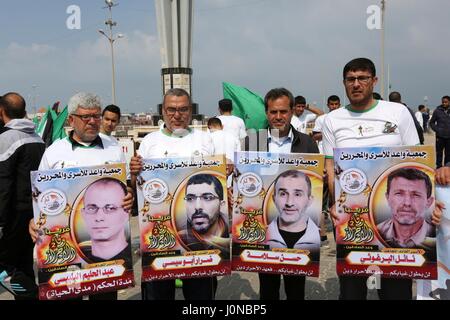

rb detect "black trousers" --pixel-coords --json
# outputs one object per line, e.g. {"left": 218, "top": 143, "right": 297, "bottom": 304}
{"left": 339, "top": 275, "right": 412, "bottom": 300}
{"left": 435, "top": 136, "right": 450, "bottom": 168}
{"left": 141, "top": 277, "right": 217, "bottom": 300}
{"left": 258, "top": 273, "right": 306, "bottom": 300}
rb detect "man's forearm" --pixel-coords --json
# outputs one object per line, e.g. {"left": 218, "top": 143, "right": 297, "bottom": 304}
{"left": 325, "top": 158, "right": 335, "bottom": 203}
{"left": 308, "top": 105, "right": 324, "bottom": 116}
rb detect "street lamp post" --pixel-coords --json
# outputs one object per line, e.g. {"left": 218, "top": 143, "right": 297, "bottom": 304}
{"left": 32, "top": 84, "right": 38, "bottom": 116}
{"left": 99, "top": 0, "right": 123, "bottom": 105}
{"left": 380, "top": 0, "right": 386, "bottom": 99}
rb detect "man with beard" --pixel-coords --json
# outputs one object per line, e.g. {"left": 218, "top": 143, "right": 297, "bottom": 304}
{"left": 179, "top": 174, "right": 229, "bottom": 255}
{"left": 130, "top": 88, "right": 216, "bottom": 300}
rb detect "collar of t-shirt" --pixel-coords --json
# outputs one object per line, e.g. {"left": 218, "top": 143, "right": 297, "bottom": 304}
{"left": 68, "top": 130, "right": 104, "bottom": 150}
{"left": 346, "top": 100, "right": 379, "bottom": 113}
{"left": 161, "top": 125, "right": 193, "bottom": 138}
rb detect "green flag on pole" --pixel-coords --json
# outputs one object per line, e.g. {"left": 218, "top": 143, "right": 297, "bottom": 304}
{"left": 51, "top": 105, "right": 68, "bottom": 142}
{"left": 35, "top": 107, "right": 50, "bottom": 137}
{"left": 222, "top": 82, "right": 268, "bottom": 130}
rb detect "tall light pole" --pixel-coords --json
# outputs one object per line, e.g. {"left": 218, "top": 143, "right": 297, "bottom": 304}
{"left": 380, "top": 0, "right": 386, "bottom": 99}
{"left": 32, "top": 84, "right": 38, "bottom": 115}
{"left": 99, "top": 0, "right": 123, "bottom": 105}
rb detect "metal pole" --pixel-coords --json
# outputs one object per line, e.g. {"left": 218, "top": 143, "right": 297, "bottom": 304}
{"left": 32, "top": 84, "right": 37, "bottom": 115}
{"left": 108, "top": 5, "right": 117, "bottom": 105}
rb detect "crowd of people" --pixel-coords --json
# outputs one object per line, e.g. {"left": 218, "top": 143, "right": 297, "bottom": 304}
{"left": 1, "top": 57, "right": 449, "bottom": 301}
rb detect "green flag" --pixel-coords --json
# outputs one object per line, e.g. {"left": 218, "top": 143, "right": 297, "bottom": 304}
{"left": 35, "top": 107, "right": 50, "bottom": 137}
{"left": 222, "top": 82, "right": 268, "bottom": 130}
{"left": 51, "top": 105, "right": 68, "bottom": 142}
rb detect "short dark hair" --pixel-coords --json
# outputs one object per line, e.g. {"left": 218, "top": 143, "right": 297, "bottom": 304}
{"left": 343, "top": 58, "right": 376, "bottom": 79}
{"left": 103, "top": 104, "right": 121, "bottom": 119}
{"left": 85, "top": 177, "right": 128, "bottom": 198}
{"left": 373, "top": 92, "right": 383, "bottom": 100}
{"left": 388, "top": 91, "right": 402, "bottom": 103}
{"left": 294, "top": 95, "right": 306, "bottom": 105}
{"left": 442, "top": 96, "right": 450, "bottom": 101}
{"left": 207, "top": 117, "right": 222, "bottom": 128}
{"left": 186, "top": 174, "right": 223, "bottom": 201}
{"left": 218, "top": 99, "right": 232, "bottom": 112}
{"left": 163, "top": 88, "right": 191, "bottom": 106}
{"left": 418, "top": 105, "right": 426, "bottom": 111}
{"left": 0, "top": 92, "right": 26, "bottom": 119}
{"left": 386, "top": 168, "right": 432, "bottom": 198}
{"left": 264, "top": 88, "right": 294, "bottom": 112}
{"left": 327, "top": 95, "right": 340, "bottom": 104}
{"left": 273, "top": 170, "right": 312, "bottom": 197}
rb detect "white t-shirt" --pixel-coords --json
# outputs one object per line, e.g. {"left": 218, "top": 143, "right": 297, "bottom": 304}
{"left": 39, "top": 134, "right": 126, "bottom": 170}
{"left": 312, "top": 114, "right": 326, "bottom": 154}
{"left": 138, "top": 128, "right": 214, "bottom": 158}
{"left": 209, "top": 130, "right": 241, "bottom": 164}
{"left": 217, "top": 115, "right": 247, "bottom": 140}
{"left": 99, "top": 132, "right": 119, "bottom": 145}
{"left": 415, "top": 111, "right": 424, "bottom": 129}
{"left": 322, "top": 100, "right": 420, "bottom": 158}
{"left": 291, "top": 112, "right": 317, "bottom": 134}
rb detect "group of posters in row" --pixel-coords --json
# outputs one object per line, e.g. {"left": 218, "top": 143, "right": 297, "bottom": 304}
{"left": 31, "top": 145, "right": 449, "bottom": 300}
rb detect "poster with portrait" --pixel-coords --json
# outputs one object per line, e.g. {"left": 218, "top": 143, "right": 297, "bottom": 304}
{"left": 417, "top": 186, "right": 450, "bottom": 299}
{"left": 136, "top": 155, "right": 230, "bottom": 281}
{"left": 31, "top": 163, "right": 134, "bottom": 300}
{"left": 334, "top": 145, "right": 437, "bottom": 279}
{"left": 231, "top": 151, "right": 324, "bottom": 277}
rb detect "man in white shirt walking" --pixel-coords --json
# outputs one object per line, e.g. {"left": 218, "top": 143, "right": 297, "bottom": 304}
{"left": 217, "top": 98, "right": 247, "bottom": 141}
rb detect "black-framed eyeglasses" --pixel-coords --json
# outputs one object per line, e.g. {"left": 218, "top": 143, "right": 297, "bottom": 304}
{"left": 82, "top": 204, "right": 122, "bottom": 215}
{"left": 184, "top": 194, "right": 220, "bottom": 203}
{"left": 72, "top": 114, "right": 102, "bottom": 122}
{"left": 344, "top": 76, "right": 372, "bottom": 85}
{"left": 165, "top": 106, "right": 190, "bottom": 115}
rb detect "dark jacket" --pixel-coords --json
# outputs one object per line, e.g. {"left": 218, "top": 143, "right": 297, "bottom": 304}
{"left": 430, "top": 105, "right": 450, "bottom": 138}
{"left": 0, "top": 119, "right": 45, "bottom": 238}
{"left": 243, "top": 126, "right": 319, "bottom": 154}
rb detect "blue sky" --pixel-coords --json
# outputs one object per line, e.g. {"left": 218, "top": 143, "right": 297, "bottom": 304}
{"left": 1, "top": 0, "right": 449, "bottom": 115}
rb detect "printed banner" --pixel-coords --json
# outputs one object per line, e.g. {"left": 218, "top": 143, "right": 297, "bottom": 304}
{"left": 417, "top": 186, "right": 450, "bottom": 299}
{"left": 334, "top": 145, "right": 437, "bottom": 279}
{"left": 31, "top": 163, "right": 134, "bottom": 300}
{"left": 136, "top": 156, "right": 230, "bottom": 281}
{"left": 232, "top": 151, "right": 324, "bottom": 277}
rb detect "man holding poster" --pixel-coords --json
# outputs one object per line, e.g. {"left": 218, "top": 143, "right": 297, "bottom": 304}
{"left": 130, "top": 88, "right": 217, "bottom": 300}
{"left": 241, "top": 87, "right": 320, "bottom": 300}
{"left": 323, "top": 58, "right": 442, "bottom": 300}
{"left": 29, "top": 92, "right": 133, "bottom": 300}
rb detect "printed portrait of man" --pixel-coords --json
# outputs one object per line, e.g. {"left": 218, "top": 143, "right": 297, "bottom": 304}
{"left": 377, "top": 167, "right": 436, "bottom": 249}
{"left": 178, "top": 174, "right": 230, "bottom": 256}
{"left": 80, "top": 177, "right": 132, "bottom": 268}
{"left": 266, "top": 170, "right": 320, "bottom": 252}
